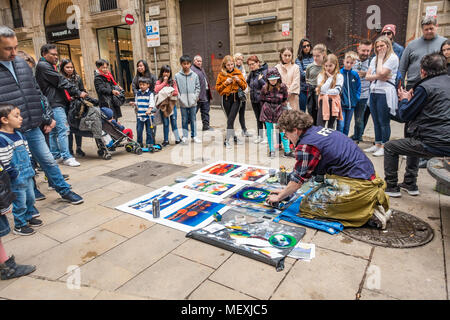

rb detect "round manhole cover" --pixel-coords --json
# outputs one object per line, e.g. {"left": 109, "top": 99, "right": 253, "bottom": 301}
{"left": 342, "top": 210, "right": 434, "bottom": 248}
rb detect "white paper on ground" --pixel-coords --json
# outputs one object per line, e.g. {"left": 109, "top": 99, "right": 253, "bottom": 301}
{"left": 288, "top": 242, "right": 316, "bottom": 261}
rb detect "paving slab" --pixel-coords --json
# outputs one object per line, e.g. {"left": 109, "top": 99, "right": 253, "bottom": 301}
{"left": 100, "top": 185, "right": 154, "bottom": 209}
{"left": 359, "top": 289, "right": 400, "bottom": 300}
{"left": 60, "top": 256, "right": 136, "bottom": 292}
{"left": 271, "top": 248, "right": 367, "bottom": 300}
{"left": 209, "top": 254, "right": 293, "bottom": 300}
{"left": 26, "top": 228, "right": 127, "bottom": 280}
{"left": 101, "top": 224, "right": 187, "bottom": 274}
{"left": 188, "top": 280, "right": 256, "bottom": 300}
{"left": 366, "top": 237, "right": 447, "bottom": 299}
{"left": 39, "top": 205, "right": 121, "bottom": 242}
{"left": 102, "top": 180, "right": 150, "bottom": 194}
{"left": 94, "top": 290, "right": 149, "bottom": 300}
{"left": 69, "top": 175, "right": 119, "bottom": 195}
{"left": 3, "top": 232, "right": 60, "bottom": 262}
{"left": 312, "top": 230, "right": 373, "bottom": 260}
{"left": 172, "top": 239, "right": 233, "bottom": 269}
{"left": 118, "top": 253, "right": 214, "bottom": 299}
{"left": 0, "top": 277, "right": 100, "bottom": 300}
{"left": 99, "top": 213, "right": 154, "bottom": 238}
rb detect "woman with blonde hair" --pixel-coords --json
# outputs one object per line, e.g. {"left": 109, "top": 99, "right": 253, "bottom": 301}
{"left": 275, "top": 47, "right": 301, "bottom": 110}
{"left": 215, "top": 55, "right": 247, "bottom": 148}
{"left": 364, "top": 36, "right": 399, "bottom": 157}
{"left": 316, "top": 54, "right": 344, "bottom": 129}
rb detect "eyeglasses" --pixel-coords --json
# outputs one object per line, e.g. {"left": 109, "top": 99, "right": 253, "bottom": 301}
{"left": 382, "top": 32, "right": 393, "bottom": 36}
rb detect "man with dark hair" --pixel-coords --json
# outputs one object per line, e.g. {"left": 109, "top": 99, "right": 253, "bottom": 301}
{"left": 268, "top": 110, "right": 391, "bottom": 229}
{"left": 35, "top": 43, "right": 87, "bottom": 167}
{"left": 351, "top": 39, "right": 373, "bottom": 143}
{"left": 384, "top": 53, "right": 450, "bottom": 198}
{"left": 0, "top": 26, "right": 83, "bottom": 204}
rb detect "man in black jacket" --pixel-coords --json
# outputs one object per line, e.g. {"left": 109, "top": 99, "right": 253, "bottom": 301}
{"left": 36, "top": 44, "right": 87, "bottom": 167}
{"left": 0, "top": 26, "right": 83, "bottom": 204}
{"left": 384, "top": 53, "right": 450, "bottom": 198}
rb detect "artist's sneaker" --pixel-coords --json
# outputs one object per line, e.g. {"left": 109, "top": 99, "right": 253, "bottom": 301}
{"left": 399, "top": 182, "right": 420, "bottom": 196}
{"left": 371, "top": 207, "right": 387, "bottom": 230}
{"left": 364, "top": 145, "right": 379, "bottom": 153}
{"left": 372, "top": 147, "right": 384, "bottom": 157}
{"left": 385, "top": 186, "right": 401, "bottom": 198}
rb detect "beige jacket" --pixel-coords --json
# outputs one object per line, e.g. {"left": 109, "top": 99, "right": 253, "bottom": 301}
{"left": 275, "top": 63, "right": 300, "bottom": 95}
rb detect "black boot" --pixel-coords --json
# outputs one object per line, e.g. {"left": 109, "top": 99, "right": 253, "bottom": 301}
{"left": 0, "top": 255, "right": 36, "bottom": 280}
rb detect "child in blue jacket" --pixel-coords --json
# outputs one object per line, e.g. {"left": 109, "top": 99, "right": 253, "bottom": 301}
{"left": 337, "top": 52, "right": 361, "bottom": 136}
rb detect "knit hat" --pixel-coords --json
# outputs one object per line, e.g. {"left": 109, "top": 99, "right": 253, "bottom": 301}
{"left": 382, "top": 24, "right": 396, "bottom": 36}
{"left": 266, "top": 67, "right": 281, "bottom": 80}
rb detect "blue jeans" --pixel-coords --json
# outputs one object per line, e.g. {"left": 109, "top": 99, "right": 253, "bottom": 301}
{"left": 49, "top": 106, "right": 72, "bottom": 160}
{"left": 353, "top": 98, "right": 368, "bottom": 141}
{"left": 162, "top": 106, "right": 180, "bottom": 142}
{"left": 337, "top": 108, "right": 354, "bottom": 136}
{"left": 180, "top": 107, "right": 197, "bottom": 138}
{"left": 299, "top": 90, "right": 307, "bottom": 112}
{"left": 136, "top": 118, "right": 155, "bottom": 146}
{"left": 12, "top": 178, "right": 38, "bottom": 228}
{"left": 369, "top": 93, "right": 391, "bottom": 144}
{"left": 24, "top": 127, "right": 72, "bottom": 196}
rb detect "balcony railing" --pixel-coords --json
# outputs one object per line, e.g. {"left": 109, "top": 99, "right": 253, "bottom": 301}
{"left": 89, "top": 0, "right": 118, "bottom": 14}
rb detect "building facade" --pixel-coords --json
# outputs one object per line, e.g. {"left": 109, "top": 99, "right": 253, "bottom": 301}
{"left": 0, "top": 0, "right": 448, "bottom": 102}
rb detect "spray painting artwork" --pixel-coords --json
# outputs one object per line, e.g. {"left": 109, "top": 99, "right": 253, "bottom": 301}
{"left": 172, "top": 175, "right": 244, "bottom": 199}
{"left": 230, "top": 166, "right": 270, "bottom": 183}
{"left": 195, "top": 161, "right": 242, "bottom": 177}
{"left": 164, "top": 199, "right": 226, "bottom": 228}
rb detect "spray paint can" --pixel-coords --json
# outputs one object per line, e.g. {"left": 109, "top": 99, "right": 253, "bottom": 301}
{"left": 152, "top": 199, "right": 160, "bottom": 219}
{"left": 279, "top": 166, "right": 288, "bottom": 185}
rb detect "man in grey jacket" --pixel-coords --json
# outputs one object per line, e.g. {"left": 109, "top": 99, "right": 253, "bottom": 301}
{"left": 399, "top": 16, "right": 447, "bottom": 90}
{"left": 174, "top": 55, "right": 200, "bottom": 144}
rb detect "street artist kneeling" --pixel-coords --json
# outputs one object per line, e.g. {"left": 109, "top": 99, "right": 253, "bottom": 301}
{"left": 267, "top": 110, "right": 392, "bottom": 229}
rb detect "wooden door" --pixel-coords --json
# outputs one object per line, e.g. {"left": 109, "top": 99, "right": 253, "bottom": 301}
{"left": 180, "top": 0, "right": 230, "bottom": 104}
{"left": 307, "top": 0, "right": 409, "bottom": 60}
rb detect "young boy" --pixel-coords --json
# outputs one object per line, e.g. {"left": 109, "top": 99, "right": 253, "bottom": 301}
{"left": 174, "top": 55, "right": 201, "bottom": 144}
{"left": 134, "top": 78, "right": 156, "bottom": 148}
{"left": 0, "top": 104, "right": 42, "bottom": 236}
{"left": 1, "top": 159, "right": 37, "bottom": 279}
{"left": 338, "top": 51, "right": 361, "bottom": 136}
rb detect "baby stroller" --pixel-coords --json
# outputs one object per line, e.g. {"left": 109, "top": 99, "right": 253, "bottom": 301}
{"left": 68, "top": 98, "right": 142, "bottom": 160}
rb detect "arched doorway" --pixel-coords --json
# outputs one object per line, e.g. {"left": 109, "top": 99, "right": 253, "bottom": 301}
{"left": 43, "top": 0, "right": 85, "bottom": 84}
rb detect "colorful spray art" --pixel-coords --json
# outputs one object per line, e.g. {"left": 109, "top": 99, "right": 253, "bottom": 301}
{"left": 230, "top": 166, "right": 269, "bottom": 183}
{"left": 116, "top": 187, "right": 228, "bottom": 233}
{"left": 171, "top": 175, "right": 244, "bottom": 200}
{"left": 186, "top": 209, "right": 306, "bottom": 271}
{"left": 196, "top": 161, "right": 242, "bottom": 177}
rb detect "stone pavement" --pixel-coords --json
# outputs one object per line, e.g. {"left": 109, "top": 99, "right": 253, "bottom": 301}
{"left": 0, "top": 105, "right": 448, "bottom": 300}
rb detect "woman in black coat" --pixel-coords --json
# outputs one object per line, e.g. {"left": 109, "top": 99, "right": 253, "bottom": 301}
{"left": 246, "top": 55, "right": 268, "bottom": 144}
{"left": 94, "top": 59, "right": 123, "bottom": 119}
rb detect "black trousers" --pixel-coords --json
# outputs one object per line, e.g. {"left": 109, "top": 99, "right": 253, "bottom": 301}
{"left": 222, "top": 94, "right": 241, "bottom": 139}
{"left": 250, "top": 101, "right": 265, "bottom": 136}
{"left": 238, "top": 100, "right": 247, "bottom": 132}
{"left": 196, "top": 100, "right": 211, "bottom": 129}
{"left": 384, "top": 138, "right": 437, "bottom": 188}
{"left": 306, "top": 87, "right": 318, "bottom": 125}
{"left": 68, "top": 133, "right": 82, "bottom": 151}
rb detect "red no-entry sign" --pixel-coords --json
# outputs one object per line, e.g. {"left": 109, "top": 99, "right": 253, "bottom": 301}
{"left": 125, "top": 14, "right": 135, "bottom": 25}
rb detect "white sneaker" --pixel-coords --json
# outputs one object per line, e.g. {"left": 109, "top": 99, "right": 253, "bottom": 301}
{"left": 180, "top": 137, "right": 188, "bottom": 145}
{"left": 372, "top": 147, "right": 384, "bottom": 157}
{"left": 364, "top": 145, "right": 379, "bottom": 153}
{"left": 63, "top": 158, "right": 80, "bottom": 167}
{"left": 260, "top": 138, "right": 268, "bottom": 145}
{"left": 372, "top": 207, "right": 387, "bottom": 230}
{"left": 254, "top": 136, "right": 263, "bottom": 144}
{"left": 225, "top": 141, "right": 233, "bottom": 149}
{"left": 192, "top": 137, "right": 202, "bottom": 144}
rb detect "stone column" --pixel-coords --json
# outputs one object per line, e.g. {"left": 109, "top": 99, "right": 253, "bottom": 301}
{"left": 166, "top": 0, "right": 182, "bottom": 72}
{"left": 293, "top": 0, "right": 307, "bottom": 50}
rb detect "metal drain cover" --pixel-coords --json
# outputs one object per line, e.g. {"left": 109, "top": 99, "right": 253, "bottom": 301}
{"left": 342, "top": 210, "right": 434, "bottom": 248}
{"left": 103, "top": 160, "right": 186, "bottom": 186}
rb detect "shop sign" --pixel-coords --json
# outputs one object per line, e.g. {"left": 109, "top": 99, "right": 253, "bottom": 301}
{"left": 425, "top": 6, "right": 438, "bottom": 18}
{"left": 125, "top": 14, "right": 135, "bottom": 25}
{"left": 46, "top": 24, "right": 79, "bottom": 42}
{"left": 149, "top": 5, "right": 160, "bottom": 16}
{"left": 146, "top": 21, "right": 160, "bottom": 47}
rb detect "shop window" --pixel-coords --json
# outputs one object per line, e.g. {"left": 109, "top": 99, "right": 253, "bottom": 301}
{"left": 9, "top": 0, "right": 23, "bottom": 28}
